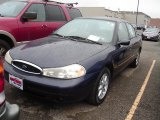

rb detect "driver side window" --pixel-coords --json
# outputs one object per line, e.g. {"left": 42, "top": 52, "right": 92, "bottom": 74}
{"left": 118, "top": 23, "right": 129, "bottom": 41}
{"left": 27, "top": 4, "right": 45, "bottom": 22}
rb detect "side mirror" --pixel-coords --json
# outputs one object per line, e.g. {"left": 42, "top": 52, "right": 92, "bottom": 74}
{"left": 22, "top": 12, "right": 37, "bottom": 21}
{"left": 118, "top": 40, "right": 130, "bottom": 46}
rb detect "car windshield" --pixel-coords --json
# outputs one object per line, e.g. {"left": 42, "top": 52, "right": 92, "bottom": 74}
{"left": 54, "top": 19, "right": 115, "bottom": 44}
{"left": 0, "top": 1, "right": 27, "bottom": 17}
{"left": 145, "top": 28, "right": 159, "bottom": 32}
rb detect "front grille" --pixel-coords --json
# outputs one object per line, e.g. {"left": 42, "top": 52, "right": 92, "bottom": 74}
{"left": 12, "top": 60, "right": 42, "bottom": 74}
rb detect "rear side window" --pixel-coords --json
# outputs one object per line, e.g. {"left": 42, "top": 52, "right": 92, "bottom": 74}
{"left": 67, "top": 8, "right": 82, "bottom": 20}
{"left": 46, "top": 5, "right": 66, "bottom": 22}
{"left": 27, "top": 4, "right": 45, "bottom": 22}
{"left": 118, "top": 23, "right": 129, "bottom": 41}
{"left": 126, "top": 23, "right": 136, "bottom": 38}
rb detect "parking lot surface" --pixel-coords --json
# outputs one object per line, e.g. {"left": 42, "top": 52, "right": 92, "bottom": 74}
{"left": 4, "top": 41, "right": 160, "bottom": 120}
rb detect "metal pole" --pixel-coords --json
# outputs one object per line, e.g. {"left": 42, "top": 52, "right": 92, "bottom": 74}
{"left": 136, "top": 0, "right": 140, "bottom": 26}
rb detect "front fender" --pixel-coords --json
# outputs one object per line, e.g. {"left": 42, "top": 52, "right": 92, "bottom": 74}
{"left": 0, "top": 30, "right": 17, "bottom": 46}
{"left": 80, "top": 46, "right": 115, "bottom": 74}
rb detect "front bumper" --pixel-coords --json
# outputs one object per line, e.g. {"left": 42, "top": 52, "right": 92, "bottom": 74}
{"left": 142, "top": 34, "right": 159, "bottom": 40}
{"left": 4, "top": 61, "right": 99, "bottom": 102}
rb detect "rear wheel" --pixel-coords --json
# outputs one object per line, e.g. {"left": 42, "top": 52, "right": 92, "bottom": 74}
{"left": 130, "top": 52, "right": 140, "bottom": 68}
{"left": 0, "top": 40, "right": 10, "bottom": 56}
{"left": 155, "top": 37, "right": 160, "bottom": 42}
{"left": 154, "top": 35, "right": 160, "bottom": 42}
{"left": 86, "top": 68, "right": 110, "bottom": 105}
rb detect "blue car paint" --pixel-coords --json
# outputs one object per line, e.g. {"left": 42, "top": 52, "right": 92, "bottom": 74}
{"left": 4, "top": 17, "right": 142, "bottom": 102}
{"left": 9, "top": 37, "right": 109, "bottom": 68}
{"left": 4, "top": 61, "right": 100, "bottom": 101}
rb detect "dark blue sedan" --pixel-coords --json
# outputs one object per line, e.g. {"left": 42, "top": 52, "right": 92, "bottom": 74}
{"left": 4, "top": 17, "right": 142, "bottom": 105}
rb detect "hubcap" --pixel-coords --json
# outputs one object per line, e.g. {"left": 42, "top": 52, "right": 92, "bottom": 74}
{"left": 98, "top": 74, "right": 109, "bottom": 100}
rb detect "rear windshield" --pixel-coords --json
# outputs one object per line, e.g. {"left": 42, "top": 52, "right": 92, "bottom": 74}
{"left": 67, "top": 8, "right": 82, "bottom": 20}
{"left": 0, "top": 1, "right": 27, "bottom": 17}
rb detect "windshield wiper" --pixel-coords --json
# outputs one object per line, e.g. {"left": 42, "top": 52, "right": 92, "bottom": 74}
{"left": 66, "top": 36, "right": 102, "bottom": 45}
{"left": 85, "top": 38, "right": 103, "bottom": 45}
{"left": 52, "top": 34, "right": 78, "bottom": 42}
{"left": 52, "top": 33, "right": 64, "bottom": 37}
{"left": 52, "top": 34, "right": 78, "bottom": 41}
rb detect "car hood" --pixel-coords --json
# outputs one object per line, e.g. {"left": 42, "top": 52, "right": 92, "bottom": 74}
{"left": 0, "top": 17, "right": 17, "bottom": 23}
{"left": 10, "top": 37, "right": 109, "bottom": 68}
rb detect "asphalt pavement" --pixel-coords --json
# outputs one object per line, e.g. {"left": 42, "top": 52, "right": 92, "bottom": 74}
{"left": 4, "top": 40, "right": 160, "bottom": 120}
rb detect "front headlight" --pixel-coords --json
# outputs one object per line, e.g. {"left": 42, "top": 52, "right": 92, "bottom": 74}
{"left": 4, "top": 51, "right": 13, "bottom": 64}
{"left": 42, "top": 64, "right": 86, "bottom": 79}
{"left": 151, "top": 34, "right": 158, "bottom": 37}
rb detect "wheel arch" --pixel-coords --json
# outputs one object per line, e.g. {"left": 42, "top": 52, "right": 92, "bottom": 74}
{"left": 139, "top": 47, "right": 142, "bottom": 53}
{"left": 0, "top": 30, "right": 17, "bottom": 48}
{"left": 105, "top": 62, "right": 114, "bottom": 78}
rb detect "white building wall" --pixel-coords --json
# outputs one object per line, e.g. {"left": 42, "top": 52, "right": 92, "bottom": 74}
{"left": 78, "top": 7, "right": 106, "bottom": 17}
{"left": 76, "top": 7, "right": 151, "bottom": 26}
{"left": 123, "top": 13, "right": 151, "bottom": 25}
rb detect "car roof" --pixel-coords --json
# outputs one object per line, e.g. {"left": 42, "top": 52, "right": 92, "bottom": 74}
{"left": 76, "top": 17, "right": 128, "bottom": 23}
{"left": 17, "top": 0, "right": 76, "bottom": 7}
{"left": 18, "top": 0, "right": 55, "bottom": 2}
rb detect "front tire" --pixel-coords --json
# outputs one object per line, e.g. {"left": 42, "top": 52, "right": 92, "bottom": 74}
{"left": 86, "top": 68, "right": 110, "bottom": 105}
{"left": 0, "top": 40, "right": 10, "bottom": 56}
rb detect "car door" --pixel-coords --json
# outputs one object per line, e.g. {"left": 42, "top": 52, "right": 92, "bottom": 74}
{"left": 18, "top": 3, "right": 49, "bottom": 41}
{"left": 45, "top": 4, "right": 67, "bottom": 34}
{"left": 113, "top": 22, "right": 132, "bottom": 73}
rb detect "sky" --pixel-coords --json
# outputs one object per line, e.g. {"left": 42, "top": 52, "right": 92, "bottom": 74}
{"left": 53, "top": 0, "right": 160, "bottom": 18}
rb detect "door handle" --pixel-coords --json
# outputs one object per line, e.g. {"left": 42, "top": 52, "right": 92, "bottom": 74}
{"left": 41, "top": 25, "right": 48, "bottom": 28}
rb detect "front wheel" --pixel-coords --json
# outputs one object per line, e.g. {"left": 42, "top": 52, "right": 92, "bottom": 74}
{"left": 86, "top": 68, "right": 110, "bottom": 105}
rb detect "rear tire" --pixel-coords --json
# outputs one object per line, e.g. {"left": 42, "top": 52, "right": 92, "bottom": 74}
{"left": 130, "top": 52, "right": 140, "bottom": 68}
{"left": 86, "top": 68, "right": 110, "bottom": 105}
{"left": 0, "top": 40, "right": 10, "bottom": 56}
{"left": 155, "top": 38, "right": 159, "bottom": 42}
